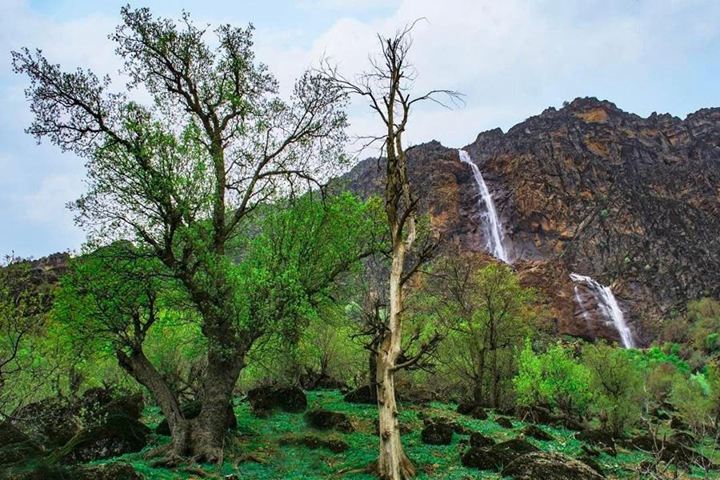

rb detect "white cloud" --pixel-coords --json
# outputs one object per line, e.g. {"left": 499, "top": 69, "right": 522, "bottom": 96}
{"left": 1, "top": 0, "right": 719, "bottom": 255}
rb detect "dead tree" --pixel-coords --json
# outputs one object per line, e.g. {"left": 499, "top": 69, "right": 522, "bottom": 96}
{"left": 322, "top": 22, "right": 459, "bottom": 479}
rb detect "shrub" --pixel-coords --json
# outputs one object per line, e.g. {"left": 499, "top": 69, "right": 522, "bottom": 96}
{"left": 583, "top": 343, "right": 643, "bottom": 436}
{"left": 514, "top": 340, "right": 591, "bottom": 420}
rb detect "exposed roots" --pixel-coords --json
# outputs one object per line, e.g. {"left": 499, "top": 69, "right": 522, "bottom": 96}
{"left": 372, "top": 455, "right": 416, "bottom": 480}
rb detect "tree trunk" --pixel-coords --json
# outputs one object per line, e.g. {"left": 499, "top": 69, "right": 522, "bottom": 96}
{"left": 369, "top": 345, "right": 378, "bottom": 396}
{"left": 188, "top": 348, "right": 245, "bottom": 462}
{"left": 117, "top": 350, "right": 188, "bottom": 455}
{"left": 376, "top": 244, "right": 415, "bottom": 480}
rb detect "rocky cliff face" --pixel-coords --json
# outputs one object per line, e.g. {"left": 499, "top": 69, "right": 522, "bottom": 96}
{"left": 340, "top": 98, "right": 720, "bottom": 346}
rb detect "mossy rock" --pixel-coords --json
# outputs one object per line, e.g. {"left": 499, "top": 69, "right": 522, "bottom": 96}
{"left": 343, "top": 385, "right": 376, "bottom": 405}
{"left": 304, "top": 409, "right": 354, "bottom": 433}
{"left": 420, "top": 422, "right": 453, "bottom": 445}
{"left": 10, "top": 400, "right": 80, "bottom": 447}
{"left": 0, "top": 422, "right": 41, "bottom": 466}
{"left": 456, "top": 402, "right": 488, "bottom": 420}
{"left": 54, "top": 414, "right": 150, "bottom": 464}
{"left": 501, "top": 451, "right": 605, "bottom": 480}
{"left": 494, "top": 416, "right": 514, "bottom": 429}
{"left": 461, "top": 438, "right": 539, "bottom": 471}
{"left": 247, "top": 385, "right": 307, "bottom": 416}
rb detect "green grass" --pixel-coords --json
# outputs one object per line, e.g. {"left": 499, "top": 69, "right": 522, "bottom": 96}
{"left": 99, "top": 390, "right": 719, "bottom": 479}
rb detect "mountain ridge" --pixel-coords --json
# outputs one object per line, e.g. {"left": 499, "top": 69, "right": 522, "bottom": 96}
{"left": 341, "top": 96, "right": 720, "bottom": 345}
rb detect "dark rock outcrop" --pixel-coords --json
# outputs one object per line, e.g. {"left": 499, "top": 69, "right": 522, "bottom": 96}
{"left": 343, "top": 385, "right": 376, "bottom": 404}
{"left": 461, "top": 438, "right": 539, "bottom": 471}
{"left": 0, "top": 422, "right": 41, "bottom": 466}
{"left": 501, "top": 451, "right": 605, "bottom": 479}
{"left": 522, "top": 424, "right": 554, "bottom": 441}
{"left": 247, "top": 385, "right": 307, "bottom": 417}
{"left": 456, "top": 402, "right": 488, "bottom": 419}
{"left": 469, "top": 432, "right": 495, "bottom": 448}
{"left": 11, "top": 400, "right": 80, "bottom": 447}
{"left": 494, "top": 416, "right": 514, "bottom": 429}
{"left": 304, "top": 410, "right": 354, "bottom": 433}
{"left": 420, "top": 422, "right": 453, "bottom": 445}
{"left": 56, "top": 414, "right": 150, "bottom": 464}
{"left": 340, "top": 99, "right": 720, "bottom": 343}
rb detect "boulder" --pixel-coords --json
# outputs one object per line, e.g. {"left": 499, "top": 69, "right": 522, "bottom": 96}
{"left": 420, "top": 422, "right": 453, "bottom": 445}
{"left": 279, "top": 435, "right": 349, "bottom": 453}
{"left": 469, "top": 432, "right": 495, "bottom": 448}
{"left": 578, "top": 455, "right": 604, "bottom": 476}
{"left": 0, "top": 422, "right": 41, "bottom": 466}
{"left": 575, "top": 430, "right": 616, "bottom": 454}
{"left": 501, "top": 452, "right": 605, "bottom": 480}
{"left": 628, "top": 434, "right": 714, "bottom": 468}
{"left": 461, "top": 438, "right": 539, "bottom": 471}
{"left": 11, "top": 400, "right": 80, "bottom": 447}
{"left": 495, "top": 416, "right": 514, "bottom": 429}
{"left": 304, "top": 409, "right": 354, "bottom": 433}
{"left": 155, "top": 400, "right": 236, "bottom": 435}
{"left": 522, "top": 424, "right": 554, "bottom": 441}
{"left": 343, "top": 385, "right": 376, "bottom": 404}
{"left": 57, "top": 414, "right": 150, "bottom": 464}
{"left": 299, "top": 372, "right": 347, "bottom": 391}
{"left": 247, "top": 385, "right": 307, "bottom": 416}
{"left": 456, "top": 402, "right": 488, "bottom": 420}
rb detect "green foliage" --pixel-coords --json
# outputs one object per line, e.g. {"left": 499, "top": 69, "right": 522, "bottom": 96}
{"left": 688, "top": 298, "right": 720, "bottom": 355}
{"left": 514, "top": 340, "right": 591, "bottom": 419}
{"left": 583, "top": 343, "right": 643, "bottom": 436}
{"left": 239, "top": 192, "right": 381, "bottom": 373}
{"left": 433, "top": 257, "right": 538, "bottom": 407}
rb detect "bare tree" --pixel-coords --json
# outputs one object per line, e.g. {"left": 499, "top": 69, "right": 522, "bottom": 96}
{"left": 322, "top": 22, "right": 459, "bottom": 479}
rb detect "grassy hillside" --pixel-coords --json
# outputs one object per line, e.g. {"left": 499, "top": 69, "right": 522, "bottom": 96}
{"left": 86, "top": 390, "right": 719, "bottom": 479}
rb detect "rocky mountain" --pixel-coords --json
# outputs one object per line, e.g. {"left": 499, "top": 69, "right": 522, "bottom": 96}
{"left": 340, "top": 97, "right": 720, "bottom": 346}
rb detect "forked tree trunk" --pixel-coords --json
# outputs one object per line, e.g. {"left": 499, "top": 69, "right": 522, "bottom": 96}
{"left": 119, "top": 345, "right": 245, "bottom": 462}
{"left": 375, "top": 243, "right": 415, "bottom": 480}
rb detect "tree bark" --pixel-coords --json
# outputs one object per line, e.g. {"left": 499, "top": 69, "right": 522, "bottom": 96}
{"left": 189, "top": 349, "right": 245, "bottom": 462}
{"left": 376, "top": 243, "right": 415, "bottom": 480}
{"left": 117, "top": 350, "right": 189, "bottom": 455}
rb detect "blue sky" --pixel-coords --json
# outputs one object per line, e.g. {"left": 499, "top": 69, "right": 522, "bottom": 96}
{"left": 2, "top": 0, "right": 719, "bottom": 258}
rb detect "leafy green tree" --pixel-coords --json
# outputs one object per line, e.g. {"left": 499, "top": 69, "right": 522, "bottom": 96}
{"left": 54, "top": 192, "right": 376, "bottom": 460}
{"left": 14, "top": 6, "right": 348, "bottom": 460}
{"left": 583, "top": 343, "right": 643, "bottom": 436}
{"left": 0, "top": 256, "right": 55, "bottom": 412}
{"left": 433, "top": 254, "right": 536, "bottom": 407}
{"left": 514, "top": 341, "right": 592, "bottom": 421}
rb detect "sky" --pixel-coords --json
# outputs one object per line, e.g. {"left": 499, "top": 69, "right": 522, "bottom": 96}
{"left": 1, "top": 0, "right": 719, "bottom": 258}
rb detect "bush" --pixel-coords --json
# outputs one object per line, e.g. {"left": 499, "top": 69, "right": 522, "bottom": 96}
{"left": 583, "top": 343, "right": 643, "bottom": 436}
{"left": 514, "top": 340, "right": 591, "bottom": 420}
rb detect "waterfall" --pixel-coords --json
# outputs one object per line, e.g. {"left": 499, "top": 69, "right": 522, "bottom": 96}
{"left": 573, "top": 285, "right": 592, "bottom": 327}
{"left": 570, "top": 273, "right": 635, "bottom": 348}
{"left": 458, "top": 149, "right": 510, "bottom": 263}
